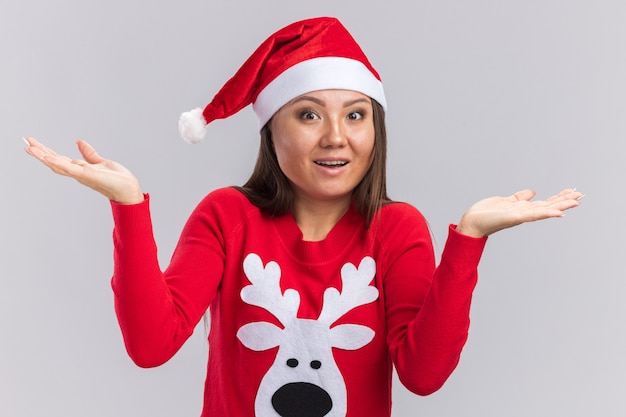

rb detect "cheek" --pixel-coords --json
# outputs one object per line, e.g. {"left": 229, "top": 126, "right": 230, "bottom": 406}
{"left": 272, "top": 135, "right": 303, "bottom": 178}
{"left": 358, "top": 134, "right": 376, "bottom": 164}
{"left": 272, "top": 138, "right": 292, "bottom": 168}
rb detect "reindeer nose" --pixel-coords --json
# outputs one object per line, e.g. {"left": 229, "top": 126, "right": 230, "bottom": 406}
{"left": 272, "top": 382, "right": 333, "bottom": 417}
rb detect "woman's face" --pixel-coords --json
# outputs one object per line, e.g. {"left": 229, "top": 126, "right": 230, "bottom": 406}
{"left": 270, "top": 89, "right": 375, "bottom": 207}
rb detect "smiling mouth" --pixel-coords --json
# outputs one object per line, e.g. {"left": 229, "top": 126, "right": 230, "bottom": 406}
{"left": 314, "top": 161, "right": 348, "bottom": 167}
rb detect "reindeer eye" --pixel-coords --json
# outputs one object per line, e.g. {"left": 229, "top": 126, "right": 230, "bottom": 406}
{"left": 310, "top": 360, "right": 321, "bottom": 369}
{"left": 286, "top": 358, "right": 299, "bottom": 368}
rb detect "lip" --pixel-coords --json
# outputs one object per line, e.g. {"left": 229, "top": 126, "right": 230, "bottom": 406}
{"left": 313, "top": 158, "right": 349, "bottom": 175}
{"left": 314, "top": 160, "right": 349, "bottom": 167}
{"left": 313, "top": 157, "right": 349, "bottom": 166}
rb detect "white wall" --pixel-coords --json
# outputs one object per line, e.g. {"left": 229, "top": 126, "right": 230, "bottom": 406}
{"left": 1, "top": 1, "right": 623, "bottom": 416}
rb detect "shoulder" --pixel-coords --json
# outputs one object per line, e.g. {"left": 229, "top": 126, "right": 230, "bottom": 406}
{"left": 190, "top": 187, "right": 260, "bottom": 222}
{"left": 195, "top": 187, "right": 254, "bottom": 209}
{"left": 374, "top": 201, "right": 432, "bottom": 245}
{"left": 379, "top": 201, "right": 428, "bottom": 227}
{"left": 201, "top": 186, "right": 249, "bottom": 204}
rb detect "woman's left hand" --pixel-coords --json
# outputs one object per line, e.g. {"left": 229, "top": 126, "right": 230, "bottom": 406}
{"left": 456, "top": 188, "right": 584, "bottom": 238}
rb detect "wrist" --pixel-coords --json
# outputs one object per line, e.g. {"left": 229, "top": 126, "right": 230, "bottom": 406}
{"left": 456, "top": 217, "right": 486, "bottom": 238}
{"left": 112, "top": 189, "right": 145, "bottom": 205}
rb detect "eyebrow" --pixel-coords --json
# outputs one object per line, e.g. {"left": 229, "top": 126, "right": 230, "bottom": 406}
{"left": 291, "top": 95, "right": 371, "bottom": 107}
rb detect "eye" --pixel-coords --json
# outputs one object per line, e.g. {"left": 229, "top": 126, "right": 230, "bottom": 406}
{"left": 310, "top": 360, "right": 322, "bottom": 370}
{"left": 299, "top": 110, "right": 320, "bottom": 120}
{"left": 286, "top": 358, "right": 299, "bottom": 368}
{"left": 347, "top": 111, "right": 364, "bottom": 120}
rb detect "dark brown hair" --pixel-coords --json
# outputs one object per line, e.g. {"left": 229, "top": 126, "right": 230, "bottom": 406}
{"left": 236, "top": 98, "right": 389, "bottom": 226}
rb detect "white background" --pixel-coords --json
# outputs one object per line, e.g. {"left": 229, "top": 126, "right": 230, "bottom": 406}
{"left": 1, "top": 1, "right": 624, "bottom": 416}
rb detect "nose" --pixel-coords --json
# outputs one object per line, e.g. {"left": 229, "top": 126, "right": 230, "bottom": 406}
{"left": 272, "top": 382, "right": 333, "bottom": 417}
{"left": 320, "top": 118, "right": 346, "bottom": 148}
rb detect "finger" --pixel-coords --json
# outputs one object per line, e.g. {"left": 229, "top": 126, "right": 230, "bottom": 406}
{"left": 27, "top": 143, "right": 74, "bottom": 165}
{"left": 24, "top": 137, "right": 61, "bottom": 157}
{"left": 77, "top": 140, "right": 106, "bottom": 164}
{"left": 548, "top": 189, "right": 576, "bottom": 200}
{"left": 26, "top": 144, "right": 51, "bottom": 161}
{"left": 515, "top": 206, "right": 568, "bottom": 224}
{"left": 24, "top": 137, "right": 47, "bottom": 159}
{"left": 35, "top": 153, "right": 88, "bottom": 179}
{"left": 529, "top": 196, "right": 582, "bottom": 220}
{"left": 24, "top": 137, "right": 75, "bottom": 166}
{"left": 70, "top": 158, "right": 88, "bottom": 167}
{"left": 546, "top": 189, "right": 584, "bottom": 204}
{"left": 563, "top": 189, "right": 585, "bottom": 201}
{"left": 511, "top": 189, "right": 536, "bottom": 202}
{"left": 24, "top": 142, "right": 39, "bottom": 158}
{"left": 548, "top": 198, "right": 581, "bottom": 212}
{"left": 23, "top": 136, "right": 38, "bottom": 149}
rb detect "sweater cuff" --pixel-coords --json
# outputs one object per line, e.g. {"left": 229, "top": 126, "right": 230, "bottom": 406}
{"left": 110, "top": 194, "right": 154, "bottom": 243}
{"left": 440, "top": 224, "right": 488, "bottom": 270}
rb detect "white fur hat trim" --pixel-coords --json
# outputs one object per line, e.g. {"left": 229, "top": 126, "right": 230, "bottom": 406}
{"left": 178, "top": 108, "right": 207, "bottom": 144}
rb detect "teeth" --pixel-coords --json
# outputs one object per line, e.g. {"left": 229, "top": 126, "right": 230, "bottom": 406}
{"left": 315, "top": 161, "right": 347, "bottom": 166}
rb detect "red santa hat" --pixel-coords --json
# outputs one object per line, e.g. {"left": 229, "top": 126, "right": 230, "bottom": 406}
{"left": 179, "top": 16, "right": 387, "bottom": 144}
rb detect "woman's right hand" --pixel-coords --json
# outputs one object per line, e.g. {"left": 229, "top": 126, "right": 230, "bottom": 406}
{"left": 24, "top": 137, "right": 144, "bottom": 205}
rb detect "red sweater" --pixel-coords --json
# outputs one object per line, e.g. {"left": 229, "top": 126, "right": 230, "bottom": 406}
{"left": 110, "top": 187, "right": 487, "bottom": 417}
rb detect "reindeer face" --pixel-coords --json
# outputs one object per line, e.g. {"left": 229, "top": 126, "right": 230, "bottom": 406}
{"left": 236, "top": 253, "right": 378, "bottom": 417}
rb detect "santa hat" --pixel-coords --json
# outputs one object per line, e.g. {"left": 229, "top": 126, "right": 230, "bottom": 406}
{"left": 179, "top": 16, "right": 387, "bottom": 144}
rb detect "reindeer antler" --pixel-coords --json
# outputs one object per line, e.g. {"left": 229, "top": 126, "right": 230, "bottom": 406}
{"left": 241, "top": 253, "right": 300, "bottom": 326}
{"left": 318, "top": 256, "right": 379, "bottom": 326}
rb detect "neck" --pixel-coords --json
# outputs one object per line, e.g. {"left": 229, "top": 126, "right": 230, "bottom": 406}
{"left": 292, "top": 195, "right": 352, "bottom": 242}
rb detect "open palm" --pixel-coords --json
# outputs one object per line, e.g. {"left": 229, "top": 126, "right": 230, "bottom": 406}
{"left": 457, "top": 189, "right": 584, "bottom": 238}
{"left": 24, "top": 137, "right": 144, "bottom": 205}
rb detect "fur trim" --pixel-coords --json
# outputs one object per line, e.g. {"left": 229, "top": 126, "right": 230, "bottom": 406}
{"left": 179, "top": 108, "right": 207, "bottom": 144}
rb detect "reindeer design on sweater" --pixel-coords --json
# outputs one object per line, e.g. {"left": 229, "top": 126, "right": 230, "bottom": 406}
{"left": 237, "top": 253, "right": 379, "bottom": 417}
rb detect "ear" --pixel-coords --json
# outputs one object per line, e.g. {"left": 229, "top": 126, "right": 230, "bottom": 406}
{"left": 329, "top": 324, "right": 375, "bottom": 350}
{"left": 237, "top": 322, "right": 284, "bottom": 351}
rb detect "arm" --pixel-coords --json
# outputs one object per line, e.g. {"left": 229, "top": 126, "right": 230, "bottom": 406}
{"left": 383, "top": 207, "right": 485, "bottom": 395}
{"left": 385, "top": 189, "right": 583, "bottom": 395}
{"left": 24, "top": 138, "right": 223, "bottom": 366}
{"left": 110, "top": 195, "right": 224, "bottom": 367}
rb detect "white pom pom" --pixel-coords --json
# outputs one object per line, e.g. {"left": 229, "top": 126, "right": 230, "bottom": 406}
{"left": 178, "top": 108, "right": 208, "bottom": 144}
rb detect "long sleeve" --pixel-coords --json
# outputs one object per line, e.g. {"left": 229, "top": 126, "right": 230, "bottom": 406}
{"left": 110, "top": 194, "right": 225, "bottom": 367}
{"left": 381, "top": 205, "right": 487, "bottom": 395}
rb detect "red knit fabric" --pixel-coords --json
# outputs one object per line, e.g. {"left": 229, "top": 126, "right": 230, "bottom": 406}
{"left": 110, "top": 188, "right": 487, "bottom": 416}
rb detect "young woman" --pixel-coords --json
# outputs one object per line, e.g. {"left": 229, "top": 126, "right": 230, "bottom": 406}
{"left": 24, "top": 17, "right": 582, "bottom": 417}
